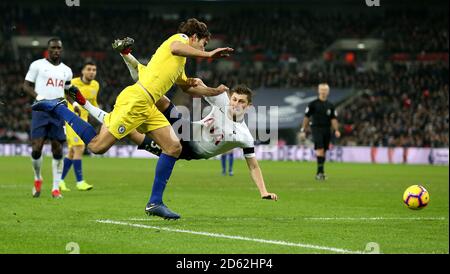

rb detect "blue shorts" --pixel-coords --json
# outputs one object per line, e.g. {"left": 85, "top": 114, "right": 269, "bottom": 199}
{"left": 30, "top": 110, "right": 66, "bottom": 142}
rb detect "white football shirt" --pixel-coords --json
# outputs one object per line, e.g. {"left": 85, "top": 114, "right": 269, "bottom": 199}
{"left": 25, "top": 58, "right": 73, "bottom": 100}
{"left": 190, "top": 93, "right": 256, "bottom": 159}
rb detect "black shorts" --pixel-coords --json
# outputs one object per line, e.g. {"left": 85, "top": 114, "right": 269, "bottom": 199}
{"left": 312, "top": 127, "right": 331, "bottom": 150}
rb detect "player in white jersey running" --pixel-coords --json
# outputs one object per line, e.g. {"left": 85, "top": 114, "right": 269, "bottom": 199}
{"left": 67, "top": 37, "right": 277, "bottom": 201}
{"left": 23, "top": 38, "right": 73, "bottom": 198}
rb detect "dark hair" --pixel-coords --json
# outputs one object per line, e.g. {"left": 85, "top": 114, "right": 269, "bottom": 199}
{"left": 82, "top": 61, "right": 96, "bottom": 70}
{"left": 230, "top": 85, "right": 254, "bottom": 104}
{"left": 177, "top": 18, "right": 211, "bottom": 40}
{"left": 47, "top": 37, "right": 61, "bottom": 46}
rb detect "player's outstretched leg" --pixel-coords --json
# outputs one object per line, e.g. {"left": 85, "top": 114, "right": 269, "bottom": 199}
{"left": 32, "top": 98, "right": 96, "bottom": 141}
{"left": 136, "top": 96, "right": 183, "bottom": 157}
{"left": 65, "top": 88, "right": 169, "bottom": 157}
{"left": 156, "top": 96, "right": 183, "bottom": 125}
{"left": 112, "top": 37, "right": 134, "bottom": 54}
{"left": 144, "top": 126, "right": 182, "bottom": 220}
{"left": 112, "top": 37, "right": 140, "bottom": 82}
{"left": 67, "top": 85, "right": 107, "bottom": 124}
{"left": 32, "top": 97, "right": 115, "bottom": 154}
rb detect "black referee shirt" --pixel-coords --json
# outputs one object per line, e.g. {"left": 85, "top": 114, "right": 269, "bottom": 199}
{"left": 304, "top": 99, "right": 337, "bottom": 128}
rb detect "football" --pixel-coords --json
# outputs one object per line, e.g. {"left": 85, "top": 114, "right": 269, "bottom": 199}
{"left": 403, "top": 185, "right": 430, "bottom": 210}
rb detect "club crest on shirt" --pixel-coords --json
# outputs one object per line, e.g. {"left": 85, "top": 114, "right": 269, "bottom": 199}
{"left": 327, "top": 109, "right": 331, "bottom": 116}
{"left": 118, "top": 125, "right": 126, "bottom": 134}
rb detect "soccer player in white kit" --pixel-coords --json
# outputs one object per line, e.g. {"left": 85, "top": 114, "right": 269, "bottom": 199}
{"left": 23, "top": 38, "right": 73, "bottom": 198}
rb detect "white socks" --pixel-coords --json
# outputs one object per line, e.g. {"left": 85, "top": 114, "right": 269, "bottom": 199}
{"left": 31, "top": 156, "right": 43, "bottom": 180}
{"left": 84, "top": 101, "right": 107, "bottom": 124}
{"left": 121, "top": 53, "right": 139, "bottom": 82}
{"left": 52, "top": 158, "right": 63, "bottom": 191}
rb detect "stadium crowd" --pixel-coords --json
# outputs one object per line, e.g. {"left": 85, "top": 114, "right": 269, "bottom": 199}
{"left": 0, "top": 3, "right": 448, "bottom": 147}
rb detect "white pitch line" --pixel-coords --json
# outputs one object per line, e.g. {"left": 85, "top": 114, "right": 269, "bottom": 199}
{"left": 96, "top": 219, "right": 363, "bottom": 254}
{"left": 128, "top": 217, "right": 447, "bottom": 222}
{"left": 127, "top": 217, "right": 296, "bottom": 222}
{"left": 304, "top": 217, "right": 447, "bottom": 221}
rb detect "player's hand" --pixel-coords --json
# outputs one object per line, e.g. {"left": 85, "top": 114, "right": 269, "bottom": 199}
{"left": 335, "top": 130, "right": 341, "bottom": 138}
{"left": 214, "top": 84, "right": 229, "bottom": 95}
{"left": 262, "top": 192, "right": 278, "bottom": 201}
{"left": 208, "top": 47, "right": 234, "bottom": 58}
{"left": 186, "top": 78, "right": 206, "bottom": 88}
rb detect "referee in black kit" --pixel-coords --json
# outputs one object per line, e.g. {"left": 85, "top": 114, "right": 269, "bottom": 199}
{"left": 299, "top": 83, "right": 340, "bottom": 180}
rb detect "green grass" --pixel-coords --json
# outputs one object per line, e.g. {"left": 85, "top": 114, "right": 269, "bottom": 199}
{"left": 0, "top": 156, "right": 448, "bottom": 254}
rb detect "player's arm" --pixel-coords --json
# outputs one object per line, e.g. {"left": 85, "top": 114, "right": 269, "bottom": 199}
{"left": 245, "top": 155, "right": 278, "bottom": 201}
{"left": 299, "top": 103, "right": 313, "bottom": 141}
{"left": 177, "top": 75, "right": 228, "bottom": 97}
{"left": 23, "top": 61, "right": 39, "bottom": 99}
{"left": 170, "top": 41, "right": 233, "bottom": 59}
{"left": 299, "top": 117, "right": 310, "bottom": 141}
{"left": 22, "top": 81, "right": 38, "bottom": 99}
{"left": 300, "top": 117, "right": 310, "bottom": 133}
{"left": 331, "top": 107, "right": 341, "bottom": 138}
{"left": 180, "top": 82, "right": 228, "bottom": 97}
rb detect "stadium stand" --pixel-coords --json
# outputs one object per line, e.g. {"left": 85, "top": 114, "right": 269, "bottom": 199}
{"left": 0, "top": 2, "right": 448, "bottom": 147}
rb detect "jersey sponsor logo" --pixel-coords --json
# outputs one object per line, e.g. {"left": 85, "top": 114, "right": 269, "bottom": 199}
{"left": 327, "top": 109, "right": 331, "bottom": 116}
{"left": 118, "top": 125, "right": 126, "bottom": 134}
{"left": 46, "top": 78, "right": 64, "bottom": 88}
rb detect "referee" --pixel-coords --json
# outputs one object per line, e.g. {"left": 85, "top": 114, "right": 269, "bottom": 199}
{"left": 299, "top": 83, "right": 340, "bottom": 180}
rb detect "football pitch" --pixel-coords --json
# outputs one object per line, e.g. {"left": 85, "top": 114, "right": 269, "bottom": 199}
{"left": 0, "top": 156, "right": 448, "bottom": 254}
